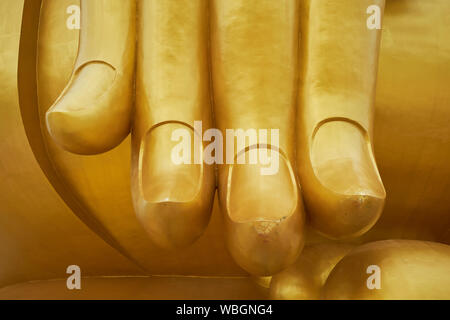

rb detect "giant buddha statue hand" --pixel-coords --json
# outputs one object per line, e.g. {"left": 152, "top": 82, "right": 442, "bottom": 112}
{"left": 1, "top": 0, "right": 449, "bottom": 299}
{"left": 44, "top": 0, "right": 386, "bottom": 276}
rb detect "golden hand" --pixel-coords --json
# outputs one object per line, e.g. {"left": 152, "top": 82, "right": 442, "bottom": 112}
{"left": 45, "top": 0, "right": 385, "bottom": 276}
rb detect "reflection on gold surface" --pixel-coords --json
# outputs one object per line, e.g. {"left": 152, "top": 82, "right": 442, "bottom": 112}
{"left": 0, "top": 0, "right": 449, "bottom": 299}
{"left": 323, "top": 240, "right": 450, "bottom": 300}
{"left": 0, "top": 276, "right": 267, "bottom": 300}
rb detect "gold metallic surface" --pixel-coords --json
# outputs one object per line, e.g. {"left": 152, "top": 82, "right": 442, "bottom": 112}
{"left": 270, "top": 243, "right": 355, "bottom": 300}
{"left": 211, "top": 0, "right": 306, "bottom": 276}
{"left": 0, "top": 0, "right": 141, "bottom": 289}
{"left": 45, "top": 0, "right": 135, "bottom": 155}
{"left": 36, "top": 0, "right": 244, "bottom": 276}
{"left": 297, "top": 0, "right": 386, "bottom": 239}
{"left": 0, "top": 276, "right": 266, "bottom": 300}
{"left": 364, "top": 0, "right": 450, "bottom": 244}
{"left": 133, "top": 0, "right": 215, "bottom": 249}
{"left": 0, "top": 0, "right": 449, "bottom": 299}
{"left": 323, "top": 240, "right": 450, "bottom": 300}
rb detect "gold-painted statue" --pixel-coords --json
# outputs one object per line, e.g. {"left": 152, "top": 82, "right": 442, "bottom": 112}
{"left": 0, "top": 0, "right": 449, "bottom": 299}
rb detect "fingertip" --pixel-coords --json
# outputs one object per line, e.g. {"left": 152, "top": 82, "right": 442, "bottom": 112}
{"left": 133, "top": 122, "right": 215, "bottom": 250}
{"left": 45, "top": 62, "right": 131, "bottom": 155}
{"left": 303, "top": 120, "right": 386, "bottom": 239}
{"left": 223, "top": 148, "right": 305, "bottom": 276}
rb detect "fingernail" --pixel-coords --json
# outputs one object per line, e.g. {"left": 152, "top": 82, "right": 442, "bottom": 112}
{"left": 135, "top": 123, "right": 211, "bottom": 249}
{"left": 225, "top": 148, "right": 305, "bottom": 275}
{"left": 45, "top": 61, "right": 121, "bottom": 155}
{"left": 311, "top": 121, "right": 386, "bottom": 237}
{"left": 140, "top": 123, "right": 201, "bottom": 203}
{"left": 312, "top": 121, "right": 384, "bottom": 197}
{"left": 49, "top": 61, "right": 115, "bottom": 113}
{"left": 228, "top": 149, "right": 296, "bottom": 223}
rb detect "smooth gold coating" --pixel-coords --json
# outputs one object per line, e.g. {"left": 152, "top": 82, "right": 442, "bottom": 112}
{"left": 133, "top": 0, "right": 215, "bottom": 249}
{"left": 46, "top": 0, "right": 135, "bottom": 155}
{"left": 0, "top": 0, "right": 449, "bottom": 299}
{"left": 0, "top": 276, "right": 266, "bottom": 300}
{"left": 211, "top": 0, "right": 305, "bottom": 276}
{"left": 323, "top": 240, "right": 450, "bottom": 300}
{"left": 297, "top": 0, "right": 386, "bottom": 239}
{"left": 37, "top": 0, "right": 245, "bottom": 276}
{"left": 364, "top": 0, "right": 450, "bottom": 244}
{"left": 270, "top": 243, "right": 355, "bottom": 300}
{"left": 0, "top": 0, "right": 142, "bottom": 289}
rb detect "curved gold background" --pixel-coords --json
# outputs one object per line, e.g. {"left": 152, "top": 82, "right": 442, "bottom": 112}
{"left": 0, "top": 0, "right": 449, "bottom": 294}
{"left": 0, "top": 0, "right": 141, "bottom": 289}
